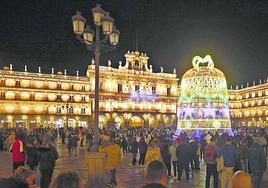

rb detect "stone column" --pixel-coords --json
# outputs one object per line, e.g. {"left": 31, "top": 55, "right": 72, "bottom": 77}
{"left": 86, "top": 152, "right": 107, "bottom": 187}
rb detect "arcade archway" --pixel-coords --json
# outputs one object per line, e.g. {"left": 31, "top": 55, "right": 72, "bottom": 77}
{"left": 129, "top": 116, "right": 144, "bottom": 127}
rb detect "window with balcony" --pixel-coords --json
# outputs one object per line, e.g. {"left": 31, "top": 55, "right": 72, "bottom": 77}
{"left": 57, "top": 84, "right": 61, "bottom": 90}
{"left": 56, "top": 106, "right": 61, "bottom": 114}
{"left": 82, "top": 85, "right": 86, "bottom": 91}
{"left": 152, "top": 86, "right": 156, "bottom": 94}
{"left": 82, "top": 96, "right": 86, "bottom": 102}
{"left": 167, "top": 87, "right": 171, "bottom": 96}
{"left": 118, "top": 84, "right": 122, "bottom": 93}
{"left": 69, "top": 95, "right": 74, "bottom": 102}
{"left": 57, "top": 94, "right": 61, "bottom": 101}
{"left": 69, "top": 106, "right": 74, "bottom": 114}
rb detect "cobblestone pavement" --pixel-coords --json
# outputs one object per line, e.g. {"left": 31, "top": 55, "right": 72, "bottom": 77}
{"left": 1, "top": 141, "right": 268, "bottom": 188}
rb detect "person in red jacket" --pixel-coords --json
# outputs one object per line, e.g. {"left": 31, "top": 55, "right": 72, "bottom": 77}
{"left": 10, "top": 136, "right": 25, "bottom": 172}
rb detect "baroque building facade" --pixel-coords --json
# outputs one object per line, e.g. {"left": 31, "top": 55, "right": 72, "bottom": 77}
{"left": 0, "top": 50, "right": 267, "bottom": 129}
{"left": 0, "top": 51, "right": 178, "bottom": 129}
{"left": 228, "top": 81, "right": 268, "bottom": 127}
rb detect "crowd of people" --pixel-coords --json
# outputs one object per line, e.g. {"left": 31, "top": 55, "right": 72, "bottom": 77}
{"left": 0, "top": 125, "right": 267, "bottom": 188}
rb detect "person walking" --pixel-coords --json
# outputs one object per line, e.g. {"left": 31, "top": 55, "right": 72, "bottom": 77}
{"left": 38, "top": 142, "right": 54, "bottom": 188}
{"left": 248, "top": 139, "right": 266, "bottom": 188}
{"left": 99, "top": 138, "right": 121, "bottom": 187}
{"left": 26, "top": 142, "right": 39, "bottom": 172}
{"left": 48, "top": 141, "right": 59, "bottom": 183}
{"left": 218, "top": 136, "right": 239, "bottom": 188}
{"left": 131, "top": 138, "right": 138, "bottom": 166}
{"left": 138, "top": 137, "right": 148, "bottom": 166}
{"left": 10, "top": 135, "right": 25, "bottom": 173}
{"left": 121, "top": 137, "right": 128, "bottom": 155}
{"left": 61, "top": 130, "right": 66, "bottom": 144}
{"left": 161, "top": 143, "right": 171, "bottom": 177}
{"left": 145, "top": 141, "right": 161, "bottom": 166}
{"left": 204, "top": 137, "right": 219, "bottom": 188}
{"left": 240, "top": 137, "right": 249, "bottom": 172}
{"left": 70, "top": 134, "right": 79, "bottom": 156}
{"left": 169, "top": 141, "right": 178, "bottom": 178}
{"left": 176, "top": 138, "right": 192, "bottom": 181}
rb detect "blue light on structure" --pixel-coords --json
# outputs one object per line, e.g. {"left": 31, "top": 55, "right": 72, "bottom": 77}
{"left": 130, "top": 89, "right": 157, "bottom": 101}
{"left": 192, "top": 129, "right": 201, "bottom": 139}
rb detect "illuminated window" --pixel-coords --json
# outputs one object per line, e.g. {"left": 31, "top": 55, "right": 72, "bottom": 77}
{"left": 118, "top": 84, "right": 122, "bottom": 93}
{"left": 82, "top": 85, "right": 86, "bottom": 91}
{"left": 70, "top": 85, "right": 74, "bottom": 90}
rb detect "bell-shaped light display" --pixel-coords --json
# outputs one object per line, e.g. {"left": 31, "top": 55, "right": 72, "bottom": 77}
{"left": 83, "top": 25, "right": 95, "bottom": 44}
{"left": 109, "top": 26, "right": 120, "bottom": 46}
{"left": 101, "top": 12, "right": 114, "bottom": 35}
{"left": 177, "top": 55, "right": 231, "bottom": 130}
{"left": 92, "top": 4, "right": 105, "bottom": 26}
{"left": 72, "top": 11, "right": 86, "bottom": 35}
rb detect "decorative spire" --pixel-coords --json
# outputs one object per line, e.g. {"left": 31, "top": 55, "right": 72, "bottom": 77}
{"left": 230, "top": 85, "right": 233, "bottom": 89}
{"left": 76, "top": 70, "right": 79, "bottom": 77}
{"left": 52, "top": 68, "right": 54, "bottom": 74}
{"left": 9, "top": 64, "right": 13, "bottom": 71}
{"left": 259, "top": 78, "right": 262, "bottom": 84}
{"left": 160, "top": 67, "right": 163, "bottom": 73}
{"left": 108, "top": 60, "right": 111, "bottom": 67}
{"left": 24, "top": 65, "right": 27, "bottom": 72}
{"left": 246, "top": 82, "right": 249, "bottom": 87}
{"left": 64, "top": 69, "right": 67, "bottom": 75}
{"left": 173, "top": 68, "right": 176, "bottom": 74}
{"left": 91, "top": 58, "right": 95, "bottom": 65}
{"left": 253, "top": 81, "right": 255, "bottom": 86}
{"left": 38, "top": 66, "right": 41, "bottom": 73}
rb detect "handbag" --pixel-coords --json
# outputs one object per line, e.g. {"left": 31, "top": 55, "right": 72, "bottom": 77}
{"left": 217, "top": 155, "right": 224, "bottom": 172}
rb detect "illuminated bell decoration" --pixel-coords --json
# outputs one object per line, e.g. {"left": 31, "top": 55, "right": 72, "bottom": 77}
{"left": 177, "top": 55, "right": 231, "bottom": 130}
{"left": 83, "top": 25, "right": 95, "bottom": 44}
{"left": 101, "top": 12, "right": 114, "bottom": 35}
{"left": 109, "top": 26, "right": 120, "bottom": 46}
{"left": 92, "top": 4, "right": 105, "bottom": 26}
{"left": 72, "top": 11, "right": 86, "bottom": 35}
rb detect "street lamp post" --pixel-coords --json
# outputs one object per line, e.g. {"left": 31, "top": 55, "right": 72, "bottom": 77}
{"left": 72, "top": 4, "right": 120, "bottom": 151}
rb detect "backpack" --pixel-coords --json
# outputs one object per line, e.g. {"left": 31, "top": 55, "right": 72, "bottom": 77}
{"left": 204, "top": 144, "right": 216, "bottom": 162}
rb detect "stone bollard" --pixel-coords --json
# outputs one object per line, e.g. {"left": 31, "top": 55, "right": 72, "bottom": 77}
{"left": 86, "top": 152, "right": 107, "bottom": 187}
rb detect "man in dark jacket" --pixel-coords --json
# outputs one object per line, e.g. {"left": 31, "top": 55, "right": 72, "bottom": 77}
{"left": 48, "top": 142, "right": 58, "bottom": 184}
{"left": 121, "top": 137, "right": 128, "bottom": 155}
{"left": 176, "top": 138, "right": 192, "bottom": 180}
{"left": 38, "top": 143, "right": 54, "bottom": 188}
{"left": 141, "top": 160, "right": 167, "bottom": 188}
{"left": 248, "top": 140, "right": 266, "bottom": 188}
{"left": 138, "top": 137, "right": 148, "bottom": 166}
{"left": 26, "top": 142, "right": 39, "bottom": 172}
{"left": 218, "top": 136, "right": 239, "bottom": 188}
{"left": 131, "top": 138, "right": 138, "bottom": 166}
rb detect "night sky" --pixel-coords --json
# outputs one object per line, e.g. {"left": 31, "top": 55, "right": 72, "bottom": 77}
{"left": 0, "top": 0, "right": 267, "bottom": 86}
